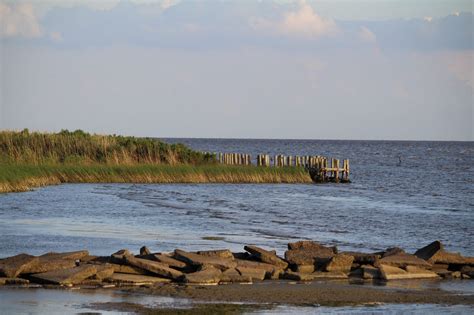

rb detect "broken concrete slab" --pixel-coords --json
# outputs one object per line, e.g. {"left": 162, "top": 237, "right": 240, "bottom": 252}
{"left": 235, "top": 259, "right": 282, "bottom": 279}
{"left": 0, "top": 277, "right": 30, "bottom": 285}
{"left": 379, "top": 264, "right": 438, "bottom": 280}
{"left": 324, "top": 254, "right": 354, "bottom": 273}
{"left": 236, "top": 266, "right": 266, "bottom": 281}
{"left": 106, "top": 273, "right": 171, "bottom": 285}
{"left": 140, "top": 246, "right": 151, "bottom": 256}
{"left": 124, "top": 255, "right": 183, "bottom": 280}
{"left": 107, "top": 263, "right": 148, "bottom": 275}
{"left": 341, "top": 252, "right": 380, "bottom": 265}
{"left": 196, "top": 249, "right": 234, "bottom": 259}
{"left": 29, "top": 265, "right": 97, "bottom": 285}
{"left": 414, "top": 241, "right": 472, "bottom": 265}
{"left": 174, "top": 249, "right": 237, "bottom": 271}
{"left": 294, "top": 264, "right": 315, "bottom": 274}
{"left": 287, "top": 241, "right": 337, "bottom": 253}
{"left": 93, "top": 265, "right": 115, "bottom": 280}
{"left": 361, "top": 265, "right": 380, "bottom": 280}
{"left": 379, "top": 253, "right": 432, "bottom": 268}
{"left": 183, "top": 265, "right": 222, "bottom": 285}
{"left": 111, "top": 249, "right": 132, "bottom": 262}
{"left": 0, "top": 254, "right": 39, "bottom": 278}
{"left": 153, "top": 254, "right": 188, "bottom": 269}
{"left": 219, "top": 268, "right": 252, "bottom": 284}
{"left": 23, "top": 253, "right": 78, "bottom": 274}
{"left": 282, "top": 271, "right": 347, "bottom": 281}
{"left": 244, "top": 246, "right": 288, "bottom": 269}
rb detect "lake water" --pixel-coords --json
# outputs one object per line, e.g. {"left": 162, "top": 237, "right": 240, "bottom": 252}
{"left": 0, "top": 139, "right": 473, "bottom": 313}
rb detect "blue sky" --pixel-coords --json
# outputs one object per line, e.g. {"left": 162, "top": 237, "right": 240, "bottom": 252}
{"left": 1, "top": 0, "right": 473, "bottom": 140}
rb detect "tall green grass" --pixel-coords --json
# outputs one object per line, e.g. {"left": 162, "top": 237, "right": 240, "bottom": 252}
{"left": 0, "top": 130, "right": 312, "bottom": 193}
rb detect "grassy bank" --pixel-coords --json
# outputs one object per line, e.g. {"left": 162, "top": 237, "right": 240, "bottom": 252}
{"left": 0, "top": 130, "right": 312, "bottom": 193}
{"left": 0, "top": 164, "right": 312, "bottom": 193}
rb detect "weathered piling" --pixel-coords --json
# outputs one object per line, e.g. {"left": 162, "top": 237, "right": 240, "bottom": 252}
{"left": 209, "top": 151, "right": 350, "bottom": 183}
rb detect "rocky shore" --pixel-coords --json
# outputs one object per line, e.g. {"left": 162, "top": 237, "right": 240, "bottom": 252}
{"left": 1, "top": 240, "right": 473, "bottom": 294}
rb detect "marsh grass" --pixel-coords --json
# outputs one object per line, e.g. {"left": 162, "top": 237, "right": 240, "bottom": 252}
{"left": 0, "top": 130, "right": 312, "bottom": 193}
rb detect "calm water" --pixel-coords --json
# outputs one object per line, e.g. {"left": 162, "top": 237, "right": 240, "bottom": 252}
{"left": 0, "top": 139, "right": 473, "bottom": 313}
{"left": 0, "top": 139, "right": 472, "bottom": 257}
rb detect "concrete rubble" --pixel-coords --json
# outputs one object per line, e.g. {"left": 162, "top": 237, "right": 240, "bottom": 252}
{"left": 0, "top": 240, "right": 472, "bottom": 288}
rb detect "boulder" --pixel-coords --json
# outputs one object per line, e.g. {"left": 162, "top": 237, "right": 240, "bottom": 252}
{"left": 219, "top": 268, "right": 252, "bottom": 283}
{"left": 124, "top": 255, "right": 183, "bottom": 280}
{"left": 174, "top": 249, "right": 236, "bottom": 271}
{"left": 140, "top": 246, "right": 151, "bottom": 256}
{"left": 182, "top": 265, "right": 222, "bottom": 285}
{"left": 235, "top": 259, "right": 282, "bottom": 279}
{"left": 379, "top": 253, "right": 432, "bottom": 268}
{"left": 244, "top": 246, "right": 288, "bottom": 269}
{"left": 379, "top": 264, "right": 438, "bottom": 280}
{"left": 196, "top": 249, "right": 234, "bottom": 259}
{"left": 106, "top": 273, "right": 171, "bottom": 285}
{"left": 29, "top": 265, "right": 97, "bottom": 285}
{"left": 153, "top": 254, "right": 188, "bottom": 270}
{"left": 324, "top": 254, "right": 354, "bottom": 273}
{"left": 236, "top": 266, "right": 266, "bottom": 281}
{"left": 0, "top": 254, "right": 39, "bottom": 278}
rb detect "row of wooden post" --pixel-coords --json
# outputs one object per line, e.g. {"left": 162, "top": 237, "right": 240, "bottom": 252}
{"left": 211, "top": 152, "right": 349, "bottom": 182}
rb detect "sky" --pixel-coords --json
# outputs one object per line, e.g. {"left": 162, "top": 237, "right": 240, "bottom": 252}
{"left": 0, "top": 0, "right": 472, "bottom": 140}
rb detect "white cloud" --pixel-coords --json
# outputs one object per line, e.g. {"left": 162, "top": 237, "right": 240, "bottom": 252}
{"left": 251, "top": 0, "right": 338, "bottom": 39}
{"left": 358, "top": 26, "right": 376, "bottom": 42}
{"left": 0, "top": 3, "right": 42, "bottom": 38}
{"left": 424, "top": 16, "right": 433, "bottom": 22}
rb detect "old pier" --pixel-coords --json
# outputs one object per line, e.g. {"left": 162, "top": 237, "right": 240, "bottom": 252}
{"left": 207, "top": 152, "right": 350, "bottom": 183}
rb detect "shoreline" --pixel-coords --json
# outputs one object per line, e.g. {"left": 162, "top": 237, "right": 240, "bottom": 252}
{"left": 0, "top": 164, "right": 313, "bottom": 194}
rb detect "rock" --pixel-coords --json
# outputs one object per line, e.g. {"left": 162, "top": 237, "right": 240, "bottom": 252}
{"left": 93, "top": 265, "right": 115, "bottom": 280}
{"left": 0, "top": 254, "right": 39, "bottom": 278}
{"left": 294, "top": 264, "right": 315, "bottom": 274}
{"left": 236, "top": 266, "right": 266, "bottom": 281}
{"left": 288, "top": 241, "right": 337, "bottom": 253}
{"left": 153, "top": 254, "right": 188, "bottom": 270}
{"left": 0, "top": 277, "right": 30, "bottom": 285}
{"left": 414, "top": 241, "right": 472, "bottom": 265}
{"left": 42, "top": 250, "right": 89, "bottom": 261}
{"left": 106, "top": 273, "right": 171, "bottom": 285}
{"left": 285, "top": 242, "right": 337, "bottom": 268}
{"left": 140, "top": 246, "right": 151, "bottom": 256}
{"left": 434, "top": 269, "right": 452, "bottom": 278}
{"left": 124, "top": 255, "right": 183, "bottom": 280}
{"left": 361, "top": 265, "right": 381, "bottom": 279}
{"left": 174, "top": 249, "right": 237, "bottom": 271}
{"left": 404, "top": 266, "right": 439, "bottom": 278}
{"left": 196, "top": 249, "right": 234, "bottom": 259}
{"left": 341, "top": 252, "right": 380, "bottom": 265}
{"left": 452, "top": 271, "right": 461, "bottom": 279}
{"left": 233, "top": 252, "right": 251, "bottom": 260}
{"left": 282, "top": 271, "right": 347, "bottom": 281}
{"left": 379, "top": 264, "right": 438, "bottom": 280}
{"left": 324, "top": 254, "right": 354, "bottom": 273}
{"left": 382, "top": 247, "right": 405, "bottom": 257}
{"left": 23, "top": 253, "right": 78, "bottom": 274}
{"left": 378, "top": 253, "right": 432, "bottom": 268}
{"left": 460, "top": 266, "right": 474, "bottom": 278}
{"left": 111, "top": 249, "right": 133, "bottom": 262}
{"left": 29, "top": 265, "right": 98, "bottom": 285}
{"left": 244, "top": 246, "right": 288, "bottom": 269}
{"left": 183, "top": 265, "right": 222, "bottom": 285}
{"left": 235, "top": 259, "right": 282, "bottom": 279}
{"left": 104, "top": 263, "right": 148, "bottom": 275}
{"left": 219, "top": 268, "right": 252, "bottom": 283}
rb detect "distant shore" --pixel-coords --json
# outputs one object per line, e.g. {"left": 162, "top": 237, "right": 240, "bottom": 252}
{"left": 0, "top": 130, "right": 312, "bottom": 193}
